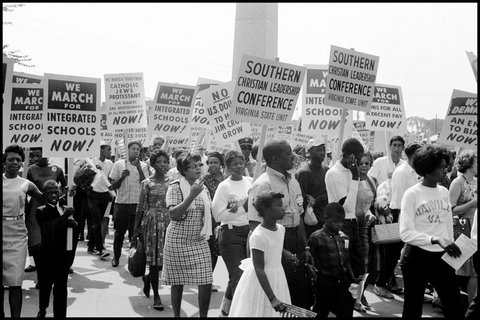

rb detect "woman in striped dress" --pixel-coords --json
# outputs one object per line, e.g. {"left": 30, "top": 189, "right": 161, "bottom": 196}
{"left": 162, "top": 152, "right": 213, "bottom": 317}
{"left": 3, "top": 144, "right": 43, "bottom": 318}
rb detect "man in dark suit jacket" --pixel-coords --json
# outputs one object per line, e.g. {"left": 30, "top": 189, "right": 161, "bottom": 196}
{"left": 36, "top": 180, "right": 78, "bottom": 318}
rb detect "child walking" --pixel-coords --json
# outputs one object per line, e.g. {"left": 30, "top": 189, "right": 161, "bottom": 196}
{"left": 308, "top": 202, "right": 356, "bottom": 319}
{"left": 229, "top": 191, "right": 290, "bottom": 317}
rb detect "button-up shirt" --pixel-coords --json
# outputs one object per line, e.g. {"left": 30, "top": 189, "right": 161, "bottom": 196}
{"left": 109, "top": 159, "right": 149, "bottom": 204}
{"left": 368, "top": 156, "right": 405, "bottom": 186}
{"left": 325, "top": 161, "right": 359, "bottom": 220}
{"left": 390, "top": 162, "right": 420, "bottom": 209}
{"left": 248, "top": 167, "right": 303, "bottom": 227}
{"left": 308, "top": 226, "right": 352, "bottom": 279}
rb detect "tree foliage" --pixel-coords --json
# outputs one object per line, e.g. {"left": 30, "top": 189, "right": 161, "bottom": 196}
{"left": 3, "top": 3, "right": 34, "bottom": 67}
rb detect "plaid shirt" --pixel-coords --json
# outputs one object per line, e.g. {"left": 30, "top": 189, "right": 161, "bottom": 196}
{"left": 308, "top": 225, "right": 354, "bottom": 280}
{"left": 109, "top": 159, "right": 149, "bottom": 204}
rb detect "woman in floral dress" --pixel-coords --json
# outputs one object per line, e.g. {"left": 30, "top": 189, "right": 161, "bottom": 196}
{"left": 134, "top": 150, "right": 171, "bottom": 310}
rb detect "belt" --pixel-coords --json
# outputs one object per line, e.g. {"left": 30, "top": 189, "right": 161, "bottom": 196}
{"left": 285, "top": 226, "right": 299, "bottom": 231}
{"left": 3, "top": 215, "right": 24, "bottom": 221}
{"left": 344, "top": 218, "right": 357, "bottom": 222}
{"left": 220, "top": 224, "right": 249, "bottom": 230}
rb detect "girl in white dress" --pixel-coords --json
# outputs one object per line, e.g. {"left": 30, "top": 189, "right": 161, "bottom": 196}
{"left": 229, "top": 191, "right": 290, "bottom": 317}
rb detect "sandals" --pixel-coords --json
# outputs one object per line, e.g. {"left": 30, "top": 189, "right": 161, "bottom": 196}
{"left": 142, "top": 275, "right": 150, "bottom": 298}
{"left": 153, "top": 298, "right": 164, "bottom": 311}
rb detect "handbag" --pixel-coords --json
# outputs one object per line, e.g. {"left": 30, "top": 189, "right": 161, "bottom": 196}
{"left": 371, "top": 222, "right": 401, "bottom": 244}
{"left": 127, "top": 236, "right": 146, "bottom": 278}
{"left": 453, "top": 216, "right": 471, "bottom": 240}
{"left": 73, "top": 162, "right": 97, "bottom": 191}
{"left": 281, "top": 303, "right": 317, "bottom": 318}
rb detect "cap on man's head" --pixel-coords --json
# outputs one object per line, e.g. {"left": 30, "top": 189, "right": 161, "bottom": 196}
{"left": 127, "top": 140, "right": 142, "bottom": 149}
{"left": 306, "top": 138, "right": 325, "bottom": 152}
{"left": 100, "top": 140, "right": 109, "bottom": 147}
{"left": 238, "top": 137, "right": 253, "bottom": 146}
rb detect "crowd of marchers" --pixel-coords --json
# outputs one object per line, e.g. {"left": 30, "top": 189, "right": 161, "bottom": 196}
{"left": 2, "top": 134, "right": 478, "bottom": 319}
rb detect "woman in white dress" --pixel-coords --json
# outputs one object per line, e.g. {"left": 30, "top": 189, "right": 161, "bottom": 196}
{"left": 3, "top": 144, "right": 43, "bottom": 318}
{"left": 229, "top": 191, "right": 290, "bottom": 317}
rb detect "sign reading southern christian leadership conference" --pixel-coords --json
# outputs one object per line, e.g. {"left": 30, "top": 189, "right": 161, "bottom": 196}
{"left": 42, "top": 73, "right": 101, "bottom": 157}
{"left": 438, "top": 89, "right": 477, "bottom": 149}
{"left": 324, "top": 45, "right": 379, "bottom": 112}
{"left": 148, "top": 82, "right": 197, "bottom": 139}
{"left": 231, "top": 54, "right": 306, "bottom": 126}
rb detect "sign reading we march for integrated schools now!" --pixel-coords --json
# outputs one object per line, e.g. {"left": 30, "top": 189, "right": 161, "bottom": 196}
{"left": 301, "top": 65, "right": 353, "bottom": 139}
{"left": 231, "top": 55, "right": 306, "bottom": 126}
{"left": 104, "top": 73, "right": 148, "bottom": 145}
{"left": 438, "top": 89, "right": 477, "bottom": 149}
{"left": 199, "top": 81, "right": 251, "bottom": 145}
{"left": 148, "top": 82, "right": 197, "bottom": 143}
{"left": 324, "top": 45, "right": 379, "bottom": 112}
{"left": 3, "top": 83, "right": 44, "bottom": 148}
{"left": 365, "top": 84, "right": 407, "bottom": 134}
{"left": 42, "top": 74, "right": 101, "bottom": 157}
{"left": 12, "top": 71, "right": 42, "bottom": 84}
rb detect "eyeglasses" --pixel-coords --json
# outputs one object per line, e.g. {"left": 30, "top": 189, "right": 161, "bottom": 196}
{"left": 187, "top": 163, "right": 204, "bottom": 169}
{"left": 240, "top": 145, "right": 252, "bottom": 151}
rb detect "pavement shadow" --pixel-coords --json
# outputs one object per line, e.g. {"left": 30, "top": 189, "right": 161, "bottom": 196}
{"left": 69, "top": 272, "right": 112, "bottom": 294}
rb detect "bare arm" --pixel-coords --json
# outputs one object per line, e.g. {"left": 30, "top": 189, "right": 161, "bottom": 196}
{"left": 252, "top": 249, "right": 287, "bottom": 313}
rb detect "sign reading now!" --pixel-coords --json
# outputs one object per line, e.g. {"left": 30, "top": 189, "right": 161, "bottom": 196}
{"left": 365, "top": 84, "right": 406, "bottom": 134}
{"left": 231, "top": 54, "right": 306, "bottom": 126}
{"left": 42, "top": 73, "right": 101, "bottom": 157}
{"left": 324, "top": 45, "right": 379, "bottom": 112}
{"left": 438, "top": 89, "right": 477, "bottom": 148}
{"left": 3, "top": 83, "right": 44, "bottom": 148}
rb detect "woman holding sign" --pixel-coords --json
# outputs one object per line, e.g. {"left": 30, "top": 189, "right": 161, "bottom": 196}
{"left": 3, "top": 144, "right": 43, "bottom": 318}
{"left": 162, "top": 152, "right": 213, "bottom": 317}
{"left": 399, "top": 145, "right": 464, "bottom": 319}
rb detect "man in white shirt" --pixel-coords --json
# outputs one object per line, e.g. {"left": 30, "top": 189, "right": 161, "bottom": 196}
{"left": 109, "top": 141, "right": 149, "bottom": 267}
{"left": 375, "top": 142, "right": 422, "bottom": 297}
{"left": 325, "top": 137, "right": 365, "bottom": 281}
{"left": 368, "top": 136, "right": 406, "bottom": 186}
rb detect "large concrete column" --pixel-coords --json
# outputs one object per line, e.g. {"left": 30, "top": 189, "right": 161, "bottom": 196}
{"left": 231, "top": 3, "right": 278, "bottom": 79}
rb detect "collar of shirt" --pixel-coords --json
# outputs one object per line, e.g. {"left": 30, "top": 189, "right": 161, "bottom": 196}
{"left": 266, "top": 166, "right": 291, "bottom": 181}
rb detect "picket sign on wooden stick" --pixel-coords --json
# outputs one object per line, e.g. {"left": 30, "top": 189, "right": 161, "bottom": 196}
{"left": 253, "top": 124, "right": 268, "bottom": 180}
{"left": 66, "top": 157, "right": 75, "bottom": 250}
{"left": 22, "top": 148, "right": 30, "bottom": 178}
{"left": 193, "top": 129, "right": 206, "bottom": 151}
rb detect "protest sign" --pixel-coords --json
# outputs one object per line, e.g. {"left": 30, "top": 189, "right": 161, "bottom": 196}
{"left": 324, "top": 45, "right": 379, "bottom": 112}
{"left": 205, "top": 130, "right": 233, "bottom": 153}
{"left": 438, "top": 89, "right": 477, "bottom": 149}
{"left": 3, "top": 57, "right": 14, "bottom": 111}
{"left": 148, "top": 82, "right": 197, "bottom": 139}
{"left": 190, "top": 78, "right": 221, "bottom": 147}
{"left": 200, "top": 81, "right": 252, "bottom": 144}
{"left": 99, "top": 112, "right": 113, "bottom": 146}
{"left": 104, "top": 72, "right": 147, "bottom": 144}
{"left": 12, "top": 71, "right": 42, "bottom": 84}
{"left": 231, "top": 54, "right": 306, "bottom": 126}
{"left": 3, "top": 83, "right": 44, "bottom": 148}
{"left": 302, "top": 64, "right": 353, "bottom": 157}
{"left": 365, "top": 84, "right": 406, "bottom": 134}
{"left": 42, "top": 73, "right": 101, "bottom": 157}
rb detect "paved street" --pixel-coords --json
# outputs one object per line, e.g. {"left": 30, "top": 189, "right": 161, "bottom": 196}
{"left": 5, "top": 225, "right": 445, "bottom": 318}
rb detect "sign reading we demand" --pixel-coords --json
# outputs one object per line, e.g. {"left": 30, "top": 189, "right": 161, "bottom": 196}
{"left": 438, "top": 89, "right": 477, "bottom": 149}
{"left": 231, "top": 55, "right": 306, "bottom": 126}
{"left": 42, "top": 74, "right": 101, "bottom": 157}
{"left": 324, "top": 45, "right": 379, "bottom": 112}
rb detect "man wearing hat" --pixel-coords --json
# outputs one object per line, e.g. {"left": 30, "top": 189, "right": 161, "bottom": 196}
{"left": 238, "top": 137, "right": 256, "bottom": 177}
{"left": 109, "top": 140, "right": 149, "bottom": 267}
{"left": 295, "top": 138, "right": 329, "bottom": 238}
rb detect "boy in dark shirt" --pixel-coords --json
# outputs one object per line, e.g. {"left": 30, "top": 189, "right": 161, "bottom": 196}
{"left": 308, "top": 202, "right": 355, "bottom": 319}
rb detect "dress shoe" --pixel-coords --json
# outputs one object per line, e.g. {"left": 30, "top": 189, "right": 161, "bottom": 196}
{"left": 374, "top": 285, "right": 394, "bottom": 299}
{"left": 153, "top": 297, "right": 164, "bottom": 311}
{"left": 354, "top": 301, "right": 366, "bottom": 313}
{"left": 25, "top": 265, "right": 36, "bottom": 273}
{"left": 387, "top": 284, "right": 404, "bottom": 295}
{"left": 111, "top": 257, "right": 119, "bottom": 267}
